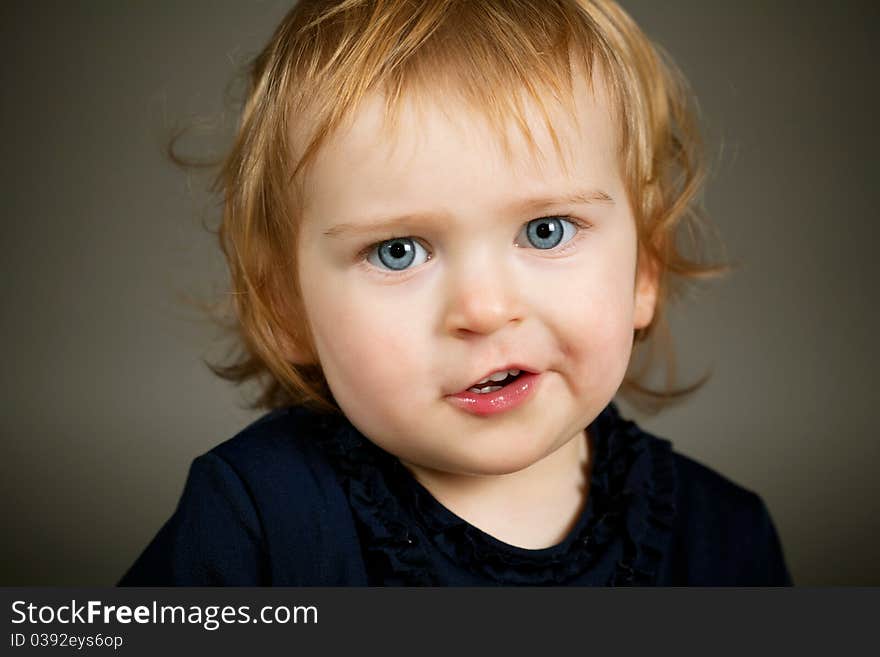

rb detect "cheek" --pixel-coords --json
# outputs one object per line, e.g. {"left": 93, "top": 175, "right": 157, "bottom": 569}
{"left": 313, "top": 294, "right": 411, "bottom": 375}
{"left": 550, "top": 256, "right": 636, "bottom": 387}
{"left": 303, "top": 278, "right": 436, "bottom": 424}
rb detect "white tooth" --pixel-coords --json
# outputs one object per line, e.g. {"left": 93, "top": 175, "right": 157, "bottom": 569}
{"left": 479, "top": 386, "right": 503, "bottom": 393}
{"left": 474, "top": 369, "right": 518, "bottom": 387}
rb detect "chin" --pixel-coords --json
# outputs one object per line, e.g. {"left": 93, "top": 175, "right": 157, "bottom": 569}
{"left": 442, "top": 445, "right": 552, "bottom": 477}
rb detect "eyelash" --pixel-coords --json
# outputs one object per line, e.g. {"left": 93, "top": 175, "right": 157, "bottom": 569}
{"left": 356, "top": 215, "right": 591, "bottom": 279}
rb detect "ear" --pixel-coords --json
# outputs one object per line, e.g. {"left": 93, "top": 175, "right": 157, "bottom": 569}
{"left": 633, "top": 250, "right": 660, "bottom": 330}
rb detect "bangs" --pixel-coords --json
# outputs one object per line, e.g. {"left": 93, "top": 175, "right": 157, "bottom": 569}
{"left": 279, "top": 0, "right": 628, "bottom": 184}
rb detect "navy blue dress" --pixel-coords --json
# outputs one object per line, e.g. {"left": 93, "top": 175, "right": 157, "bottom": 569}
{"left": 118, "top": 402, "right": 793, "bottom": 586}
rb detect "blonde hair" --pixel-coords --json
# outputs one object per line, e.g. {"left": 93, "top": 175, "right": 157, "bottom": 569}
{"left": 199, "top": 0, "right": 732, "bottom": 416}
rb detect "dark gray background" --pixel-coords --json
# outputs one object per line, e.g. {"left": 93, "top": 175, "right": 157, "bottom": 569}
{"left": 1, "top": 1, "right": 876, "bottom": 585}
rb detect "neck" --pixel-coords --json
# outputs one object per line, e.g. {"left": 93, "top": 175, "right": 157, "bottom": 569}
{"left": 401, "top": 429, "right": 591, "bottom": 550}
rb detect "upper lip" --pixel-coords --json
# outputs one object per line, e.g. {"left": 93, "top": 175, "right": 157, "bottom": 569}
{"left": 450, "top": 363, "right": 538, "bottom": 394}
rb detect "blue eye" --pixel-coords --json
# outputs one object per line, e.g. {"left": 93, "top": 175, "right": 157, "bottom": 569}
{"left": 367, "top": 237, "right": 430, "bottom": 271}
{"left": 516, "top": 216, "right": 578, "bottom": 250}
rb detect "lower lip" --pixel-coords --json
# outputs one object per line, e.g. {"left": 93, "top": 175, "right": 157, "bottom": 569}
{"left": 446, "top": 372, "right": 541, "bottom": 416}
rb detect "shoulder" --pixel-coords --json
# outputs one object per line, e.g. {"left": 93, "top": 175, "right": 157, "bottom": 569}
{"left": 203, "top": 407, "right": 365, "bottom": 570}
{"left": 608, "top": 403, "right": 791, "bottom": 585}
{"left": 120, "top": 407, "right": 367, "bottom": 586}
{"left": 671, "top": 449, "right": 763, "bottom": 520}
{"left": 664, "top": 448, "right": 792, "bottom": 585}
{"left": 179, "top": 407, "right": 348, "bottom": 533}
{"left": 205, "top": 406, "right": 342, "bottom": 500}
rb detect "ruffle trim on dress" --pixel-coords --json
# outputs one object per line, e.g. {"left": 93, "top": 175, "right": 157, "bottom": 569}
{"left": 295, "top": 409, "right": 437, "bottom": 585}
{"left": 295, "top": 401, "right": 677, "bottom": 586}
{"left": 606, "top": 408, "right": 678, "bottom": 586}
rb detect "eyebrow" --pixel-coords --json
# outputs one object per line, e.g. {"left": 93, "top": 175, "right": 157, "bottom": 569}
{"left": 322, "top": 188, "right": 615, "bottom": 239}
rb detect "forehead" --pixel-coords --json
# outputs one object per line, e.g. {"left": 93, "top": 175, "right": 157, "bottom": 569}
{"left": 298, "top": 65, "right": 621, "bottom": 222}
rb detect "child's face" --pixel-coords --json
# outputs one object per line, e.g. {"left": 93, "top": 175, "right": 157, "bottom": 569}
{"left": 294, "top": 71, "right": 657, "bottom": 477}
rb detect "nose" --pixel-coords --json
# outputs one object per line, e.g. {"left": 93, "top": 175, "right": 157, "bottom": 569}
{"left": 442, "top": 250, "right": 526, "bottom": 337}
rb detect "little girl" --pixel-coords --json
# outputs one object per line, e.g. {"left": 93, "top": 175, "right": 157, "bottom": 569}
{"left": 120, "top": 0, "right": 792, "bottom": 586}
